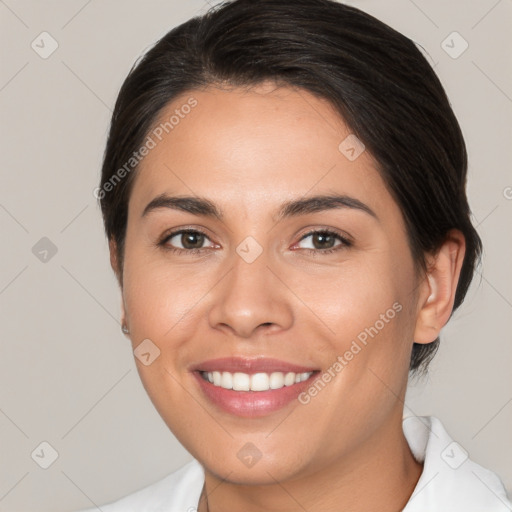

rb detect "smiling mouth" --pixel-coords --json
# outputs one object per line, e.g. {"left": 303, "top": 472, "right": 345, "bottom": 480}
{"left": 199, "top": 370, "right": 315, "bottom": 392}
{"left": 191, "top": 357, "right": 321, "bottom": 417}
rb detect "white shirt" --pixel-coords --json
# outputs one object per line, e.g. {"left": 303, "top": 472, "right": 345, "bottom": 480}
{"left": 78, "top": 415, "right": 511, "bottom": 511}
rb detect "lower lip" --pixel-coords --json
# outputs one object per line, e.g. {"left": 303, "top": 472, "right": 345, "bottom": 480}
{"left": 193, "top": 372, "right": 317, "bottom": 418}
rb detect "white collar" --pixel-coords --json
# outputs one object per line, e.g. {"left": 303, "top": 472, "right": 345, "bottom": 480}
{"left": 402, "top": 415, "right": 511, "bottom": 511}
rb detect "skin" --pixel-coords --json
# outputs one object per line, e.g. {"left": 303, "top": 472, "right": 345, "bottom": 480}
{"left": 110, "top": 81, "right": 466, "bottom": 511}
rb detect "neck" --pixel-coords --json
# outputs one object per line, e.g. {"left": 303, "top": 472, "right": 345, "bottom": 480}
{"left": 198, "top": 410, "right": 423, "bottom": 512}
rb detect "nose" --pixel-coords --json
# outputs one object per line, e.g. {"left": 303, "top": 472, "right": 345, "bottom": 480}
{"left": 207, "top": 247, "right": 294, "bottom": 339}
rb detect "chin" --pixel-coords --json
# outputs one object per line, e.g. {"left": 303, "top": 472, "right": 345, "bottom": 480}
{"left": 204, "top": 458, "right": 302, "bottom": 486}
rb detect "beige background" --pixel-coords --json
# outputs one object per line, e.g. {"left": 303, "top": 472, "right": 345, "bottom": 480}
{"left": 0, "top": 1, "right": 511, "bottom": 510}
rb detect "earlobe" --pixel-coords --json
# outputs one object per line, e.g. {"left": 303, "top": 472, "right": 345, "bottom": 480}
{"left": 414, "top": 230, "right": 466, "bottom": 344}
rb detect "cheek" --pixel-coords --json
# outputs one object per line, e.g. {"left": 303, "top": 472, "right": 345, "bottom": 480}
{"left": 302, "top": 252, "right": 417, "bottom": 406}
{"left": 296, "top": 255, "right": 413, "bottom": 349}
{"left": 122, "top": 243, "right": 196, "bottom": 339}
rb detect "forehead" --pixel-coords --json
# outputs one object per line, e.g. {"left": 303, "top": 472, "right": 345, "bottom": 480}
{"left": 129, "top": 82, "right": 393, "bottom": 220}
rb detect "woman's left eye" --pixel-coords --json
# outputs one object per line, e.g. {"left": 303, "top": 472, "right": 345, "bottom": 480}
{"left": 294, "top": 230, "right": 351, "bottom": 254}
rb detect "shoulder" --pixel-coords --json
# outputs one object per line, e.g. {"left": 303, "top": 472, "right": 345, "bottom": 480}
{"left": 75, "top": 459, "right": 204, "bottom": 512}
{"left": 402, "top": 415, "right": 511, "bottom": 512}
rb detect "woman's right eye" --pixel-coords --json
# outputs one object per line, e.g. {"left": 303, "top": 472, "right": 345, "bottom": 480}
{"left": 159, "top": 229, "right": 216, "bottom": 254}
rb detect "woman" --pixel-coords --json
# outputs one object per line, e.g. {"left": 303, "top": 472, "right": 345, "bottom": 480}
{"left": 82, "top": 0, "right": 511, "bottom": 510}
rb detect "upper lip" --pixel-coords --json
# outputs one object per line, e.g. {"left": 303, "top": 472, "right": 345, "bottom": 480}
{"left": 190, "top": 357, "right": 319, "bottom": 374}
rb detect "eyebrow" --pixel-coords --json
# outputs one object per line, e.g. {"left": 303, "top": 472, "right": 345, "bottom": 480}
{"left": 141, "top": 193, "right": 378, "bottom": 222}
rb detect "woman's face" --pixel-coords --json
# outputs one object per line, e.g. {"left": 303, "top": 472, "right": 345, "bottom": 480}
{"left": 119, "top": 82, "right": 426, "bottom": 483}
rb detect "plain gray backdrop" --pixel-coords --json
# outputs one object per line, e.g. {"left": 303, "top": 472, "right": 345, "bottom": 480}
{"left": 1, "top": 1, "right": 511, "bottom": 510}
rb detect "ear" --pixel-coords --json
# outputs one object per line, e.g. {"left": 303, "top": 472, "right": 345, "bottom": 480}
{"left": 414, "top": 229, "right": 466, "bottom": 344}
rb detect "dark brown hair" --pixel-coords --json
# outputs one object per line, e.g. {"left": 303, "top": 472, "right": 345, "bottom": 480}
{"left": 98, "top": 0, "right": 482, "bottom": 374}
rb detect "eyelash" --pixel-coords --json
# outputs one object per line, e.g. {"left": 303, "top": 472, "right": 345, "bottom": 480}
{"left": 157, "top": 228, "right": 352, "bottom": 256}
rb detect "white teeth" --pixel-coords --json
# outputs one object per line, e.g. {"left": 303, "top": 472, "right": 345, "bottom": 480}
{"left": 294, "top": 373, "right": 310, "bottom": 383}
{"left": 251, "top": 373, "right": 270, "bottom": 391}
{"left": 284, "top": 372, "right": 296, "bottom": 386}
{"left": 232, "top": 372, "right": 250, "bottom": 391}
{"left": 269, "top": 372, "right": 284, "bottom": 389}
{"left": 299, "top": 372, "right": 310, "bottom": 382}
{"left": 221, "top": 371, "right": 233, "bottom": 389}
{"left": 203, "top": 370, "right": 313, "bottom": 391}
